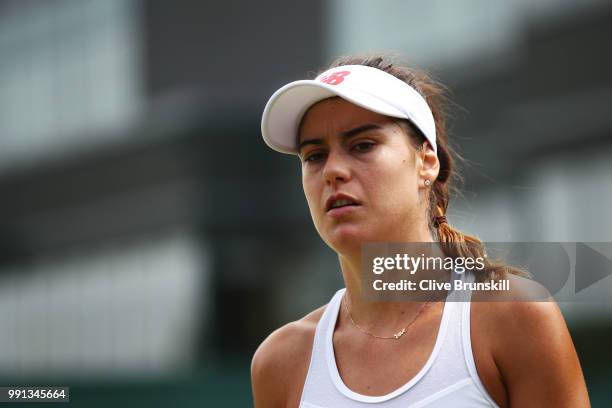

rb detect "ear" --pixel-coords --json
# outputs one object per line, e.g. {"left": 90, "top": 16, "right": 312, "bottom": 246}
{"left": 417, "top": 141, "right": 440, "bottom": 188}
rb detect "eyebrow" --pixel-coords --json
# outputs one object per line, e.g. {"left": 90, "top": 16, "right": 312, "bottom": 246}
{"left": 298, "top": 123, "right": 383, "bottom": 153}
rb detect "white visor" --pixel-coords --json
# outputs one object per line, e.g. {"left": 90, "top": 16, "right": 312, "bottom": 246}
{"left": 260, "top": 64, "right": 437, "bottom": 155}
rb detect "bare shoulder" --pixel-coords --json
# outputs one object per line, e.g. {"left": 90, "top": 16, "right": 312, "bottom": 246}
{"left": 472, "top": 273, "right": 570, "bottom": 355}
{"left": 471, "top": 273, "right": 590, "bottom": 407}
{"left": 251, "top": 304, "right": 328, "bottom": 408}
{"left": 252, "top": 304, "right": 327, "bottom": 369}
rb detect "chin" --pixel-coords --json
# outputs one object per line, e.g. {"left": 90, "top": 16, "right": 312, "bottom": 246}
{"left": 324, "top": 224, "right": 372, "bottom": 255}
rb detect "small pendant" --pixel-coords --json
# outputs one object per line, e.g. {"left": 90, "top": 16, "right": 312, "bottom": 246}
{"left": 393, "top": 328, "right": 406, "bottom": 339}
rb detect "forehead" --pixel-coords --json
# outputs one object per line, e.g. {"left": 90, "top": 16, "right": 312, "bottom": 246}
{"left": 298, "top": 97, "right": 394, "bottom": 141}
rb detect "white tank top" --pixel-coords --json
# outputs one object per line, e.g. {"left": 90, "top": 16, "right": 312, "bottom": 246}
{"left": 299, "top": 270, "right": 500, "bottom": 407}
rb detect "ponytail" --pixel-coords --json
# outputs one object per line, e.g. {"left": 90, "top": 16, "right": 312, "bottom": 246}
{"left": 433, "top": 206, "right": 527, "bottom": 281}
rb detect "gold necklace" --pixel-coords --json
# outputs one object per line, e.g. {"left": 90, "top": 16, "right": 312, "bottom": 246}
{"left": 342, "top": 294, "right": 430, "bottom": 340}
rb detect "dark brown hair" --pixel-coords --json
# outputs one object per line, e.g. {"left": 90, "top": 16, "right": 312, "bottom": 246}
{"left": 327, "top": 54, "right": 526, "bottom": 281}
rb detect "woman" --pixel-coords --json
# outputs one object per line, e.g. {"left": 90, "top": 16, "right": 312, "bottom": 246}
{"left": 252, "top": 55, "right": 589, "bottom": 407}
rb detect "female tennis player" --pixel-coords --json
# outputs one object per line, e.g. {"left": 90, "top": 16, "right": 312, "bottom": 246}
{"left": 252, "top": 55, "right": 589, "bottom": 407}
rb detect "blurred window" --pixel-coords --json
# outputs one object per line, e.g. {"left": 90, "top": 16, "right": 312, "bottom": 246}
{"left": 0, "top": 0, "right": 142, "bottom": 170}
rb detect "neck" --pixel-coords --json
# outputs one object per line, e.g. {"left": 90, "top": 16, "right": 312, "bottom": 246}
{"left": 337, "top": 228, "right": 448, "bottom": 332}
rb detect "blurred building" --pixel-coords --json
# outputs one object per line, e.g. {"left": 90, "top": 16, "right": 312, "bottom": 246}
{"left": 0, "top": 0, "right": 610, "bottom": 405}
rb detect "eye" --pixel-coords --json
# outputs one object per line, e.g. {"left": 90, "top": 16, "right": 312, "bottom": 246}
{"left": 352, "top": 141, "right": 375, "bottom": 152}
{"left": 303, "top": 150, "right": 327, "bottom": 163}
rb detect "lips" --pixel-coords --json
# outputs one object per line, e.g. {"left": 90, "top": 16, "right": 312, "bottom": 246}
{"left": 325, "top": 193, "right": 361, "bottom": 212}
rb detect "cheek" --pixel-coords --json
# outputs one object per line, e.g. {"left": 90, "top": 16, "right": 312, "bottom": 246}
{"left": 302, "top": 175, "right": 322, "bottom": 214}
{"left": 302, "top": 176, "right": 329, "bottom": 239}
{"left": 366, "top": 161, "right": 418, "bottom": 211}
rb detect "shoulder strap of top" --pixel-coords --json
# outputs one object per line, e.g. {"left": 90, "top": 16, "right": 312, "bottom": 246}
{"left": 460, "top": 271, "right": 500, "bottom": 408}
{"left": 299, "top": 288, "right": 345, "bottom": 404}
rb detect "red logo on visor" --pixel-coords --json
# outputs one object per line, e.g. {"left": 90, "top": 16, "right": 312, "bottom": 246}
{"left": 319, "top": 70, "right": 350, "bottom": 85}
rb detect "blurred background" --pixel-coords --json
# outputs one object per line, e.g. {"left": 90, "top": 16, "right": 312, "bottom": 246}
{"left": 0, "top": 0, "right": 611, "bottom": 406}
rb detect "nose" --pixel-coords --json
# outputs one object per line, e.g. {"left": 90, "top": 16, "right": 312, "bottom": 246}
{"left": 322, "top": 149, "right": 351, "bottom": 186}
